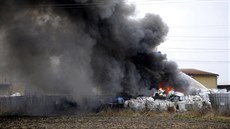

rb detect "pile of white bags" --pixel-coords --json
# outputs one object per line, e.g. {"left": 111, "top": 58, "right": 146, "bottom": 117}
{"left": 177, "top": 95, "right": 212, "bottom": 112}
{"left": 126, "top": 98, "right": 146, "bottom": 111}
{"left": 124, "top": 97, "right": 175, "bottom": 112}
{"left": 123, "top": 91, "right": 212, "bottom": 112}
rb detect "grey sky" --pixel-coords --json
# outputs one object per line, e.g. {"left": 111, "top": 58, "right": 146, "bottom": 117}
{"left": 128, "top": 0, "right": 229, "bottom": 85}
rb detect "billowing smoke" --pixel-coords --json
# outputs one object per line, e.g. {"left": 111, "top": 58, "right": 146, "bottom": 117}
{"left": 0, "top": 0, "right": 188, "bottom": 109}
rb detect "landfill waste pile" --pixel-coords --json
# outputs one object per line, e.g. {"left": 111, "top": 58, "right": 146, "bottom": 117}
{"left": 176, "top": 95, "right": 212, "bottom": 112}
{"left": 101, "top": 88, "right": 229, "bottom": 114}
{"left": 124, "top": 96, "right": 175, "bottom": 112}
{"left": 123, "top": 88, "right": 214, "bottom": 112}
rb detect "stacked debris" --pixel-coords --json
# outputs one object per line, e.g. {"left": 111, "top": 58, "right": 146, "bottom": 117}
{"left": 123, "top": 88, "right": 213, "bottom": 112}
{"left": 111, "top": 87, "right": 228, "bottom": 113}
{"left": 124, "top": 96, "right": 175, "bottom": 112}
{"left": 176, "top": 95, "right": 211, "bottom": 112}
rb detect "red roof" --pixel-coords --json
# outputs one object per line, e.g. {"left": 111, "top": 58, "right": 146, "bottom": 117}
{"left": 180, "top": 68, "right": 218, "bottom": 76}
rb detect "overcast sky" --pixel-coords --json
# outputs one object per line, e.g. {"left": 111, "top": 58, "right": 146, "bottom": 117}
{"left": 127, "top": 0, "right": 230, "bottom": 85}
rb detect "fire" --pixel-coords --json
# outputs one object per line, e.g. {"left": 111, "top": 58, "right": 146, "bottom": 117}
{"left": 157, "top": 82, "right": 173, "bottom": 95}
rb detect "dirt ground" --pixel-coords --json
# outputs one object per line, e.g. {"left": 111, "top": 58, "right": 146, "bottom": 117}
{"left": 0, "top": 112, "right": 229, "bottom": 129}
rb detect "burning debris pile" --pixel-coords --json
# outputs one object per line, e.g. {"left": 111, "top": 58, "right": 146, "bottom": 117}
{"left": 121, "top": 86, "right": 230, "bottom": 114}
{"left": 123, "top": 89, "right": 212, "bottom": 112}
{"left": 0, "top": 0, "right": 189, "bottom": 113}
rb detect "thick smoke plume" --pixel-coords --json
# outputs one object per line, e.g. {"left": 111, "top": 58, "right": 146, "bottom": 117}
{"left": 0, "top": 0, "right": 188, "bottom": 109}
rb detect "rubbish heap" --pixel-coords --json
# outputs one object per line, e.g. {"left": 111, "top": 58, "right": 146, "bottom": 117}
{"left": 123, "top": 88, "right": 213, "bottom": 112}
{"left": 124, "top": 96, "right": 175, "bottom": 112}
{"left": 176, "top": 95, "right": 211, "bottom": 112}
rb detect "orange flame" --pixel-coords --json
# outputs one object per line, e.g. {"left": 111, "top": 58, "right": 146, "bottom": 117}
{"left": 157, "top": 82, "right": 173, "bottom": 95}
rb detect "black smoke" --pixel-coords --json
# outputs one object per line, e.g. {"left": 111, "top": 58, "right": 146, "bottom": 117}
{"left": 0, "top": 0, "right": 188, "bottom": 109}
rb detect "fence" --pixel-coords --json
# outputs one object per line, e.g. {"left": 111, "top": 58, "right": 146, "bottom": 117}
{"left": 0, "top": 95, "right": 78, "bottom": 116}
{"left": 209, "top": 93, "right": 230, "bottom": 113}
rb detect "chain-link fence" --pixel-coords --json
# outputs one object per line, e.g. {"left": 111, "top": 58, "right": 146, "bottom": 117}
{"left": 0, "top": 95, "right": 78, "bottom": 116}
{"left": 209, "top": 93, "right": 230, "bottom": 114}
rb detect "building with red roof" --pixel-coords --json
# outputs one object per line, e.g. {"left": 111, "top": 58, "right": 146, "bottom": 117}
{"left": 181, "top": 68, "right": 218, "bottom": 89}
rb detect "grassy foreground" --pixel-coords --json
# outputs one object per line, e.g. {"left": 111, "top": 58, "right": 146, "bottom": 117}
{"left": 0, "top": 109, "right": 229, "bottom": 129}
